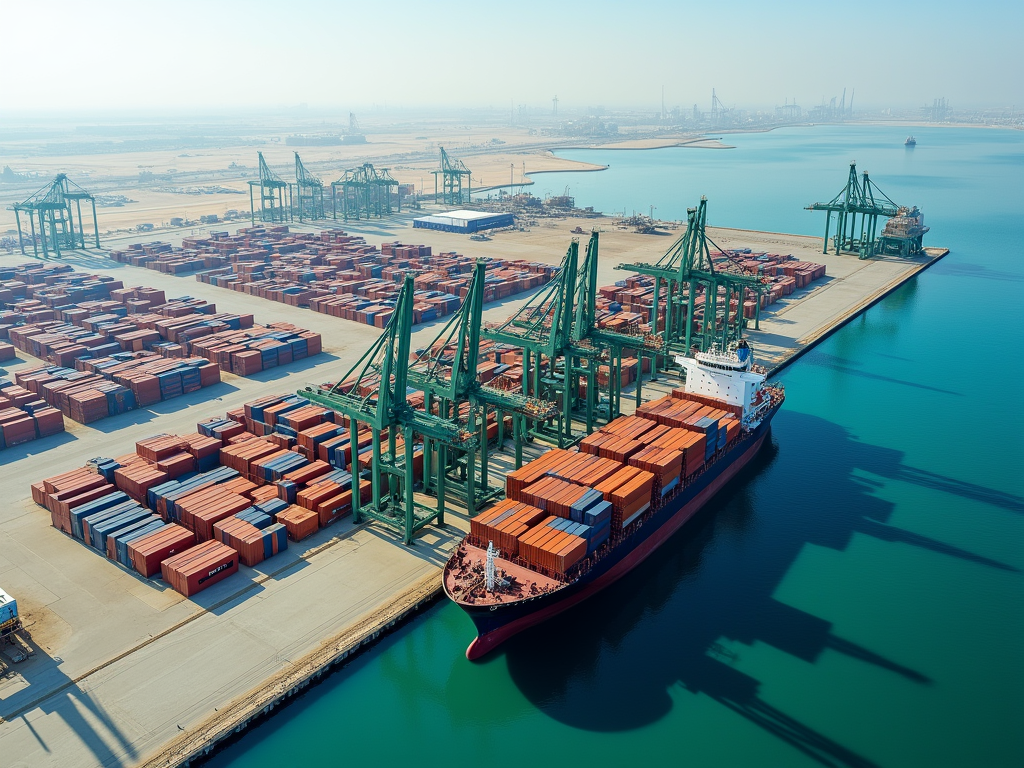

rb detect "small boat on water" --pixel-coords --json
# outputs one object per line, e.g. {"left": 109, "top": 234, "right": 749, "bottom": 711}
{"left": 905, "top": 136, "right": 917, "bottom": 147}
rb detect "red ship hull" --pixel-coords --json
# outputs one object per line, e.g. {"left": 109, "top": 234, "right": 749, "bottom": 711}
{"left": 454, "top": 414, "right": 775, "bottom": 661}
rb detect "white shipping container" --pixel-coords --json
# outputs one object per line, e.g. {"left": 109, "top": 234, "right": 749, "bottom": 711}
{"left": 0, "top": 587, "right": 18, "bottom": 627}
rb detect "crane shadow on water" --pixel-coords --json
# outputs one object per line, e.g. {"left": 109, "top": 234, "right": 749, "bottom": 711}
{"left": 495, "top": 410, "right": 1019, "bottom": 768}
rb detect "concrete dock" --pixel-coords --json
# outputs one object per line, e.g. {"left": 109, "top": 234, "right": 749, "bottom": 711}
{"left": 0, "top": 218, "right": 947, "bottom": 767}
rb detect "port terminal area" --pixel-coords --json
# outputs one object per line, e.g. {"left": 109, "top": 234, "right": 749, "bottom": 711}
{"left": 0, "top": 216, "right": 946, "bottom": 767}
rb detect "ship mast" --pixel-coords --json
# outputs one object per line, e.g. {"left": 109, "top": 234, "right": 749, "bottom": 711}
{"left": 485, "top": 541, "right": 498, "bottom": 592}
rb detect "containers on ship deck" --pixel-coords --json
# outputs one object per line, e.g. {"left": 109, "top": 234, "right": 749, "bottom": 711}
{"left": 517, "top": 517, "right": 588, "bottom": 574}
{"left": 470, "top": 499, "right": 547, "bottom": 557}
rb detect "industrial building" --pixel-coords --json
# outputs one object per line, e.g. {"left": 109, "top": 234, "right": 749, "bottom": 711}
{"left": 413, "top": 210, "right": 513, "bottom": 234}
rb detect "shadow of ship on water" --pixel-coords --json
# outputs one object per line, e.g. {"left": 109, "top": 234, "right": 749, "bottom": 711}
{"left": 496, "top": 411, "right": 1020, "bottom": 768}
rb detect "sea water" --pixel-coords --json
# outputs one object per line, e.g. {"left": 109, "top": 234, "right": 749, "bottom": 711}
{"left": 207, "top": 125, "right": 1024, "bottom": 768}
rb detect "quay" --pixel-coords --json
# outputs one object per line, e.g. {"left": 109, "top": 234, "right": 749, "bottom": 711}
{"left": 0, "top": 217, "right": 947, "bottom": 767}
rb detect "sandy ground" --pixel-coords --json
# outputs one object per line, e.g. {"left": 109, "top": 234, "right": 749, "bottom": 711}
{"left": 0, "top": 125, "right": 741, "bottom": 237}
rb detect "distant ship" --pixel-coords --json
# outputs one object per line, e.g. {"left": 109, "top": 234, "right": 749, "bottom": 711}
{"left": 905, "top": 136, "right": 917, "bottom": 147}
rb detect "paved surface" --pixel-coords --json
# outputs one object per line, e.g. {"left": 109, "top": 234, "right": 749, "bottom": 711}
{"left": 0, "top": 221, "right": 943, "bottom": 767}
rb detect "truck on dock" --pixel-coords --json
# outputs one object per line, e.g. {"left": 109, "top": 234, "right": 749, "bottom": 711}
{"left": 0, "top": 586, "right": 21, "bottom": 642}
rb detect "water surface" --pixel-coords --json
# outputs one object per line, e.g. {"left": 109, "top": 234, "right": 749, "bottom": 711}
{"left": 208, "top": 125, "right": 1024, "bottom": 768}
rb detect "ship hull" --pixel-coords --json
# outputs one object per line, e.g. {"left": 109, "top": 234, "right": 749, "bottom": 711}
{"left": 452, "top": 404, "right": 780, "bottom": 660}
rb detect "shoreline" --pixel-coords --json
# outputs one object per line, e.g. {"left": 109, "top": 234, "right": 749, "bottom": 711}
{"left": 140, "top": 574, "right": 444, "bottom": 768}
{"left": 125, "top": 236, "right": 949, "bottom": 768}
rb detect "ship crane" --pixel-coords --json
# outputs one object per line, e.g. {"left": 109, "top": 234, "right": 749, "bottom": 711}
{"left": 483, "top": 542, "right": 509, "bottom": 592}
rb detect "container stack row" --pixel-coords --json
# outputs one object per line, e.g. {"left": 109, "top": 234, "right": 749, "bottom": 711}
{"left": 111, "top": 225, "right": 557, "bottom": 330}
{"left": 599, "top": 249, "right": 827, "bottom": 329}
{"left": 0, "top": 379, "right": 65, "bottom": 449}
{"left": 1, "top": 263, "right": 322, "bottom": 377}
{"left": 13, "top": 355, "right": 217, "bottom": 423}
{"left": 2, "top": 263, "right": 323, "bottom": 423}
{"left": 27, "top": 391, "right": 430, "bottom": 596}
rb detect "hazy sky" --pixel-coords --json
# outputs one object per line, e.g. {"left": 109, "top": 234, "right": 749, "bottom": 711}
{"left": 3, "top": 0, "right": 1021, "bottom": 114}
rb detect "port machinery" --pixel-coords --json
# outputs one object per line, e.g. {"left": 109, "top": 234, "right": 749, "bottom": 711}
{"left": 484, "top": 231, "right": 665, "bottom": 448}
{"left": 330, "top": 163, "right": 400, "bottom": 221}
{"left": 301, "top": 263, "right": 558, "bottom": 542}
{"left": 807, "top": 162, "right": 910, "bottom": 258}
{"left": 433, "top": 147, "right": 472, "bottom": 206}
{"left": 616, "top": 196, "right": 767, "bottom": 371}
{"left": 12, "top": 174, "right": 101, "bottom": 257}
{"left": 249, "top": 152, "right": 290, "bottom": 224}
{"left": 298, "top": 231, "right": 669, "bottom": 541}
{"left": 406, "top": 261, "right": 559, "bottom": 518}
{"left": 301, "top": 274, "right": 471, "bottom": 544}
{"left": 292, "top": 152, "right": 325, "bottom": 222}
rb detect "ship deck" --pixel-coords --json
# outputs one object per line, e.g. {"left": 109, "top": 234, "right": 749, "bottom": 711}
{"left": 445, "top": 543, "right": 562, "bottom": 607}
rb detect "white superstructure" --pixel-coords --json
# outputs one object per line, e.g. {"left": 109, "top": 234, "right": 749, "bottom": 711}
{"left": 674, "top": 344, "right": 772, "bottom": 428}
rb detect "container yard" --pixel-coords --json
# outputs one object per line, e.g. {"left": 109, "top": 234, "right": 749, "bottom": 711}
{"left": 109, "top": 226, "right": 557, "bottom": 330}
{"left": 0, "top": 186, "right": 948, "bottom": 767}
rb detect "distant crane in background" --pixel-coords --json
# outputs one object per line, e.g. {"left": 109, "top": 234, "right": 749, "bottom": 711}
{"left": 433, "top": 147, "right": 472, "bottom": 206}
{"left": 710, "top": 89, "right": 729, "bottom": 125}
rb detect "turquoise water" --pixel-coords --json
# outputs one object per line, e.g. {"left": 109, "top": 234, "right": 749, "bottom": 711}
{"left": 208, "top": 126, "right": 1024, "bottom": 768}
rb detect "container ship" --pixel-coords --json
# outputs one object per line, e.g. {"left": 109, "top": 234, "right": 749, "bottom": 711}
{"left": 444, "top": 345, "right": 785, "bottom": 659}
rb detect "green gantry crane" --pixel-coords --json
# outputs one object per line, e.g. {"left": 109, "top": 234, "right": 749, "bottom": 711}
{"left": 300, "top": 275, "right": 473, "bottom": 544}
{"left": 408, "top": 261, "right": 559, "bottom": 516}
{"left": 616, "top": 197, "right": 766, "bottom": 364}
{"left": 13, "top": 174, "right": 100, "bottom": 257}
{"left": 248, "top": 152, "right": 290, "bottom": 224}
{"left": 484, "top": 232, "right": 663, "bottom": 446}
{"left": 330, "top": 163, "right": 400, "bottom": 220}
{"left": 807, "top": 162, "right": 900, "bottom": 258}
{"left": 580, "top": 232, "right": 666, "bottom": 411}
{"left": 292, "top": 152, "right": 325, "bottom": 221}
{"left": 432, "top": 147, "right": 471, "bottom": 206}
{"left": 483, "top": 237, "right": 595, "bottom": 446}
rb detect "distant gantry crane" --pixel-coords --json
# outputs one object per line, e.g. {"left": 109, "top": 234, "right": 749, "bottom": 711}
{"left": 291, "top": 152, "right": 325, "bottom": 221}
{"left": 433, "top": 147, "right": 472, "bottom": 206}
{"left": 249, "top": 152, "right": 289, "bottom": 224}
{"left": 710, "top": 89, "right": 729, "bottom": 125}
{"left": 331, "top": 163, "right": 399, "bottom": 221}
{"left": 12, "top": 174, "right": 100, "bottom": 257}
{"left": 806, "top": 162, "right": 902, "bottom": 257}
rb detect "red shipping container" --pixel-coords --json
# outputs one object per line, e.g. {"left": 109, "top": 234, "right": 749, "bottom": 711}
{"left": 161, "top": 540, "right": 238, "bottom": 596}
{"left": 129, "top": 524, "right": 197, "bottom": 577}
